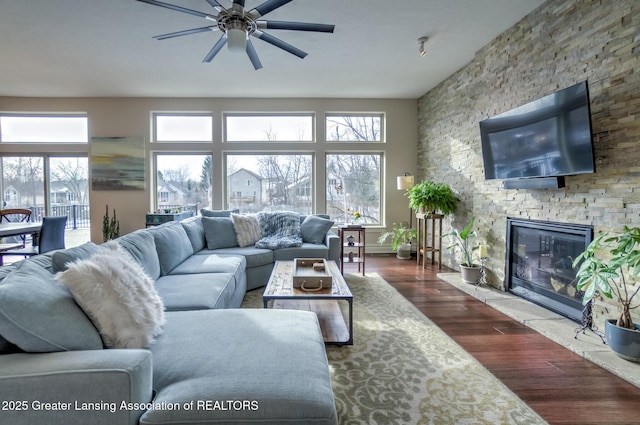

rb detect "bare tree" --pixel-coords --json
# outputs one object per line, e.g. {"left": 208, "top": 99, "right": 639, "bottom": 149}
{"left": 50, "top": 158, "right": 88, "bottom": 204}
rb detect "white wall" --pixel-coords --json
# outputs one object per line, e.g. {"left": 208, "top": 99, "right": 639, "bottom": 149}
{"left": 0, "top": 97, "right": 417, "bottom": 248}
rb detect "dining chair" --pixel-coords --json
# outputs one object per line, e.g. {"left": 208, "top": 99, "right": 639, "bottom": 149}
{"left": 0, "top": 216, "right": 67, "bottom": 265}
{"left": 0, "top": 208, "right": 33, "bottom": 247}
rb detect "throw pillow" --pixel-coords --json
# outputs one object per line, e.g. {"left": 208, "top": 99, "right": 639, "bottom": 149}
{"left": 200, "top": 208, "right": 239, "bottom": 217}
{"left": 51, "top": 242, "right": 103, "bottom": 273}
{"left": 255, "top": 211, "right": 303, "bottom": 249}
{"left": 202, "top": 217, "right": 239, "bottom": 250}
{"left": 148, "top": 222, "right": 194, "bottom": 275}
{"left": 56, "top": 243, "right": 165, "bottom": 349}
{"left": 301, "top": 215, "right": 335, "bottom": 245}
{"left": 231, "top": 213, "right": 262, "bottom": 247}
{"left": 0, "top": 261, "right": 103, "bottom": 352}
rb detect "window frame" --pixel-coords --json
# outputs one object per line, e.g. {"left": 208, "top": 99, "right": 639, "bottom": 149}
{"left": 223, "top": 113, "right": 315, "bottom": 143}
{"left": 0, "top": 114, "right": 89, "bottom": 144}
{"left": 325, "top": 113, "right": 385, "bottom": 143}
{"left": 153, "top": 113, "right": 214, "bottom": 143}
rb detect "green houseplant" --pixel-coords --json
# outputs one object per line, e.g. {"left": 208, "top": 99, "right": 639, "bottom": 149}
{"left": 443, "top": 217, "right": 480, "bottom": 284}
{"left": 573, "top": 226, "right": 640, "bottom": 361}
{"left": 102, "top": 205, "right": 120, "bottom": 242}
{"left": 378, "top": 222, "right": 417, "bottom": 260}
{"left": 406, "top": 180, "right": 459, "bottom": 216}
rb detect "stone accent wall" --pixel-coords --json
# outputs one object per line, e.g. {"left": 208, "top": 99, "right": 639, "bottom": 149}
{"left": 417, "top": 0, "right": 640, "bottom": 323}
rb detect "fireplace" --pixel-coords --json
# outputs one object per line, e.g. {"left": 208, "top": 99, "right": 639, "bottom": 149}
{"left": 505, "top": 218, "right": 593, "bottom": 323}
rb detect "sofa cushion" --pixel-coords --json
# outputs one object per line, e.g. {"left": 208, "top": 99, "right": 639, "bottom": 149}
{"left": 142, "top": 309, "right": 337, "bottom": 425}
{"left": 0, "top": 261, "right": 103, "bottom": 352}
{"left": 169, "top": 253, "right": 245, "bottom": 275}
{"left": 301, "top": 215, "right": 335, "bottom": 245}
{"left": 116, "top": 230, "right": 161, "bottom": 280}
{"left": 194, "top": 246, "right": 273, "bottom": 268}
{"left": 51, "top": 242, "right": 103, "bottom": 273}
{"left": 181, "top": 217, "right": 206, "bottom": 252}
{"left": 231, "top": 213, "right": 262, "bottom": 247}
{"left": 273, "top": 243, "right": 330, "bottom": 261}
{"left": 255, "top": 211, "right": 303, "bottom": 249}
{"left": 200, "top": 208, "right": 238, "bottom": 217}
{"left": 202, "top": 217, "right": 239, "bottom": 250}
{"left": 148, "top": 222, "right": 194, "bottom": 275}
{"left": 56, "top": 243, "right": 165, "bottom": 349}
{"left": 154, "top": 272, "right": 242, "bottom": 310}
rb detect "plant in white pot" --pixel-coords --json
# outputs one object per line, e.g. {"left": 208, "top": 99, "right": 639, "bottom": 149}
{"left": 378, "top": 222, "right": 417, "bottom": 260}
{"left": 573, "top": 226, "right": 640, "bottom": 361}
{"left": 443, "top": 217, "right": 480, "bottom": 284}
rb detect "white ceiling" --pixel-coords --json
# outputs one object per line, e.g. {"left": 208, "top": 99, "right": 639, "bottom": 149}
{"left": 0, "top": 0, "right": 545, "bottom": 99}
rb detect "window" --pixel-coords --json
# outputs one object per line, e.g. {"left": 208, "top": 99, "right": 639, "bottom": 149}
{"left": 154, "top": 114, "right": 213, "bottom": 142}
{"left": 326, "top": 154, "right": 382, "bottom": 224}
{"left": 226, "top": 154, "right": 313, "bottom": 214}
{"left": 224, "top": 114, "right": 313, "bottom": 142}
{"left": 0, "top": 115, "right": 88, "bottom": 143}
{"left": 155, "top": 154, "right": 212, "bottom": 213}
{"left": 326, "top": 114, "right": 383, "bottom": 142}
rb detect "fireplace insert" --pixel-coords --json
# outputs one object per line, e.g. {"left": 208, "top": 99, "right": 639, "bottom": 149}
{"left": 505, "top": 218, "right": 593, "bottom": 323}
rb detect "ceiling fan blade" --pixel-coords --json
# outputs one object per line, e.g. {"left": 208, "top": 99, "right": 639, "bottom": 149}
{"left": 246, "top": 39, "right": 263, "bottom": 70}
{"left": 204, "top": 0, "right": 224, "bottom": 12}
{"left": 203, "top": 35, "right": 228, "bottom": 62}
{"left": 258, "top": 20, "right": 335, "bottom": 33}
{"left": 153, "top": 26, "right": 215, "bottom": 40}
{"left": 253, "top": 30, "right": 307, "bottom": 59}
{"left": 248, "top": 0, "right": 293, "bottom": 19}
{"left": 137, "top": 0, "right": 210, "bottom": 19}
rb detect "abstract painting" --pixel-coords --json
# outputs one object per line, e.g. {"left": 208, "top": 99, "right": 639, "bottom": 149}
{"left": 91, "top": 137, "right": 145, "bottom": 190}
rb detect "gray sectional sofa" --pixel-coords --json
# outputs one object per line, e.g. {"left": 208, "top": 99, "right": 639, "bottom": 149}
{"left": 0, "top": 212, "right": 340, "bottom": 425}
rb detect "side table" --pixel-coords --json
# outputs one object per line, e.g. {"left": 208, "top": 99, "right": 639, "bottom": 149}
{"left": 416, "top": 213, "right": 442, "bottom": 269}
{"left": 338, "top": 225, "right": 365, "bottom": 276}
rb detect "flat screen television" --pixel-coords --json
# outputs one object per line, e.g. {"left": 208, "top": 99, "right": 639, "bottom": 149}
{"left": 479, "top": 81, "right": 595, "bottom": 181}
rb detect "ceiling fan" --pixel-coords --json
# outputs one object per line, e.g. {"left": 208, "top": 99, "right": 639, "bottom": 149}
{"left": 137, "top": 0, "right": 335, "bottom": 70}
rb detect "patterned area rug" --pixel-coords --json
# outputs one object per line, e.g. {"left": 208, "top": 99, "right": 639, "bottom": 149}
{"left": 242, "top": 273, "right": 547, "bottom": 425}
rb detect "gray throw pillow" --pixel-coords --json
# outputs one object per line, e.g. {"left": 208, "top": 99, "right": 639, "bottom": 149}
{"left": 51, "top": 242, "right": 103, "bottom": 273}
{"left": 0, "top": 261, "right": 103, "bottom": 352}
{"left": 116, "top": 230, "right": 161, "bottom": 280}
{"left": 301, "top": 215, "right": 335, "bottom": 245}
{"left": 148, "top": 222, "right": 194, "bottom": 275}
{"left": 181, "top": 217, "right": 206, "bottom": 252}
{"left": 202, "top": 217, "right": 239, "bottom": 249}
{"left": 200, "top": 209, "right": 239, "bottom": 217}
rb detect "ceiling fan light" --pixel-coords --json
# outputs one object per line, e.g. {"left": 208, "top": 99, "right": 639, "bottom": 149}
{"left": 227, "top": 27, "right": 246, "bottom": 52}
{"left": 417, "top": 36, "right": 428, "bottom": 57}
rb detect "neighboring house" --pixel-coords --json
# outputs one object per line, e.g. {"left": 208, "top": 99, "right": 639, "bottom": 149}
{"left": 227, "top": 168, "right": 263, "bottom": 211}
{"left": 157, "top": 181, "right": 187, "bottom": 207}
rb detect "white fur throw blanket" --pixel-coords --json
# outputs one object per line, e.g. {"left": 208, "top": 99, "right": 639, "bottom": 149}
{"left": 56, "top": 243, "right": 165, "bottom": 349}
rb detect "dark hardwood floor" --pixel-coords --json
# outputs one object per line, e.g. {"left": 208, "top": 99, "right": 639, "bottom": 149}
{"left": 365, "top": 254, "right": 640, "bottom": 425}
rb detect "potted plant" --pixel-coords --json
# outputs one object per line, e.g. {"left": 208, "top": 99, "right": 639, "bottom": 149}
{"left": 378, "top": 222, "right": 417, "bottom": 260}
{"left": 573, "top": 226, "right": 640, "bottom": 361}
{"left": 406, "top": 180, "right": 459, "bottom": 216}
{"left": 443, "top": 217, "right": 480, "bottom": 284}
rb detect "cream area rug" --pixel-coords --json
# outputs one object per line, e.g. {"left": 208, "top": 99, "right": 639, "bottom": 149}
{"left": 241, "top": 273, "right": 547, "bottom": 425}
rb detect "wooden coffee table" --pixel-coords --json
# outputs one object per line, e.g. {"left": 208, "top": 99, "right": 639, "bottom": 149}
{"left": 263, "top": 260, "right": 353, "bottom": 346}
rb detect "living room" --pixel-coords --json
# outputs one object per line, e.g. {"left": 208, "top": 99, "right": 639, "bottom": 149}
{"left": 2, "top": 0, "right": 640, "bottom": 424}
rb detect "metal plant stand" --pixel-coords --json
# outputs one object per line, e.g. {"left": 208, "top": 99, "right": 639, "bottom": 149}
{"left": 476, "top": 257, "right": 491, "bottom": 289}
{"left": 574, "top": 299, "right": 606, "bottom": 344}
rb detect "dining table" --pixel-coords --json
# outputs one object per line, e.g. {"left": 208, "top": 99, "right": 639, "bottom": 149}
{"left": 0, "top": 222, "right": 42, "bottom": 248}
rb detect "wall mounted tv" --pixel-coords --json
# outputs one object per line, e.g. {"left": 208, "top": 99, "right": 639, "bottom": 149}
{"left": 479, "top": 81, "right": 595, "bottom": 188}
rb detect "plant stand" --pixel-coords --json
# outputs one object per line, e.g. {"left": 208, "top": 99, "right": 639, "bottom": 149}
{"left": 475, "top": 257, "right": 491, "bottom": 289}
{"left": 574, "top": 300, "right": 606, "bottom": 344}
{"left": 416, "top": 213, "right": 442, "bottom": 269}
